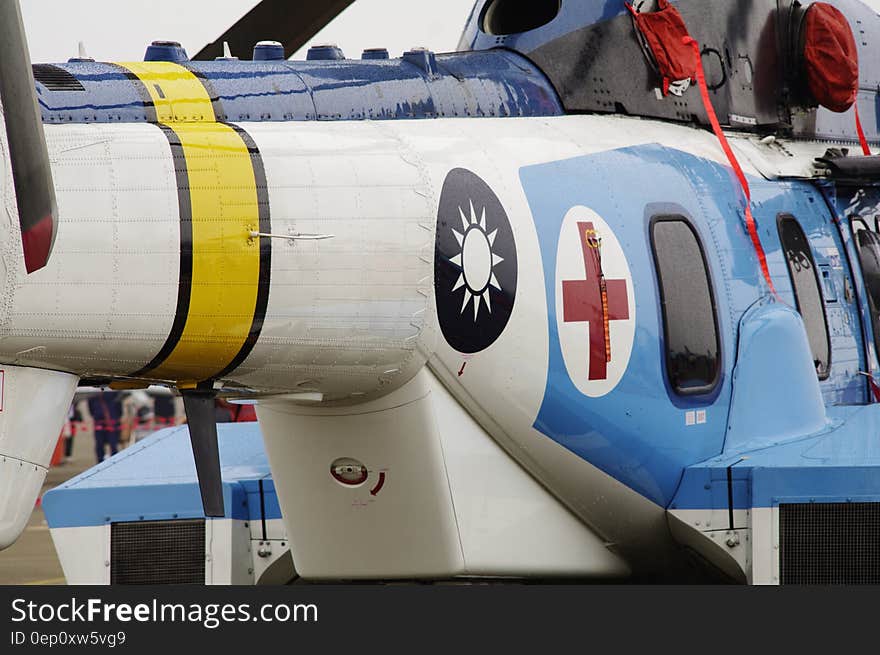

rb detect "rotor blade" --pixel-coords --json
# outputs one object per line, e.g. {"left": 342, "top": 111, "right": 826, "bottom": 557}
{"left": 0, "top": 0, "right": 58, "bottom": 273}
{"left": 194, "top": 0, "right": 356, "bottom": 61}
{"left": 182, "top": 391, "right": 225, "bottom": 517}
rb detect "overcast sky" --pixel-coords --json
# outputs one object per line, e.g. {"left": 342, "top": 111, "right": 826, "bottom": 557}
{"left": 21, "top": 0, "right": 880, "bottom": 63}
{"left": 22, "top": 0, "right": 476, "bottom": 63}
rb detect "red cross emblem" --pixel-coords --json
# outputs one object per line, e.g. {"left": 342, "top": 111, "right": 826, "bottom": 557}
{"left": 561, "top": 222, "right": 630, "bottom": 381}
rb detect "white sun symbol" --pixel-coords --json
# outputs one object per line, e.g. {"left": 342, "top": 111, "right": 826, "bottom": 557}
{"left": 449, "top": 199, "right": 505, "bottom": 322}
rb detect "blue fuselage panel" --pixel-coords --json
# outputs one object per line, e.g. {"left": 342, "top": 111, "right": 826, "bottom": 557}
{"left": 36, "top": 50, "right": 563, "bottom": 125}
{"left": 521, "top": 144, "right": 872, "bottom": 508}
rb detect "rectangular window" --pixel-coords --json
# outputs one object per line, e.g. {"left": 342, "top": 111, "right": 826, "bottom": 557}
{"left": 853, "top": 220, "right": 880, "bottom": 367}
{"left": 778, "top": 214, "right": 831, "bottom": 379}
{"left": 651, "top": 216, "right": 721, "bottom": 395}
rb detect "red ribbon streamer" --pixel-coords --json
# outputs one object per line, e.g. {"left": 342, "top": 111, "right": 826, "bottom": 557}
{"left": 855, "top": 104, "right": 872, "bottom": 156}
{"left": 865, "top": 373, "right": 880, "bottom": 403}
{"left": 683, "top": 36, "right": 777, "bottom": 297}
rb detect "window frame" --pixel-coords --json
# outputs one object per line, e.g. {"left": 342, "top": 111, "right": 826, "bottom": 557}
{"left": 850, "top": 216, "right": 880, "bottom": 372}
{"left": 481, "top": 0, "right": 562, "bottom": 36}
{"left": 649, "top": 214, "right": 723, "bottom": 397}
{"left": 776, "top": 213, "right": 832, "bottom": 381}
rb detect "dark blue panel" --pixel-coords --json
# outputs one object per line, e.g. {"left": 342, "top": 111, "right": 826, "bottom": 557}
{"left": 35, "top": 50, "right": 562, "bottom": 125}
{"left": 186, "top": 61, "right": 315, "bottom": 121}
{"left": 241, "top": 479, "right": 282, "bottom": 524}
{"left": 37, "top": 62, "right": 152, "bottom": 124}
{"left": 430, "top": 51, "right": 563, "bottom": 118}
{"left": 289, "top": 58, "right": 436, "bottom": 120}
{"left": 461, "top": 0, "right": 627, "bottom": 54}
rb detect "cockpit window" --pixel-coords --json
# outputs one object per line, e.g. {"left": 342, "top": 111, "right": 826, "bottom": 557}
{"left": 482, "top": 0, "right": 560, "bottom": 36}
{"left": 778, "top": 214, "right": 831, "bottom": 380}
{"left": 651, "top": 216, "right": 721, "bottom": 395}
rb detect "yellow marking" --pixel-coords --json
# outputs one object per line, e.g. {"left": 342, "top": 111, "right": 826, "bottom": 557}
{"left": 117, "top": 61, "right": 215, "bottom": 123}
{"left": 25, "top": 577, "right": 66, "bottom": 586}
{"left": 585, "top": 228, "right": 600, "bottom": 249}
{"left": 149, "top": 122, "right": 261, "bottom": 381}
{"left": 109, "top": 380, "right": 151, "bottom": 391}
{"left": 115, "top": 62, "right": 263, "bottom": 382}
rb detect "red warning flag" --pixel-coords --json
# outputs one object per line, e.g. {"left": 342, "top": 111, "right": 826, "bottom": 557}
{"left": 802, "top": 3, "right": 871, "bottom": 154}
{"left": 803, "top": 3, "right": 859, "bottom": 113}
{"left": 626, "top": 0, "right": 696, "bottom": 96}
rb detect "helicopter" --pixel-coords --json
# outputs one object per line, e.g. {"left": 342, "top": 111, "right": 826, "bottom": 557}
{"left": 2, "top": 0, "right": 880, "bottom": 584}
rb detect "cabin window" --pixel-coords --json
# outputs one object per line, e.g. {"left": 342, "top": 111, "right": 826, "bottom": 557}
{"left": 853, "top": 220, "right": 880, "bottom": 365}
{"left": 651, "top": 217, "right": 721, "bottom": 395}
{"left": 777, "top": 214, "right": 831, "bottom": 379}
{"left": 482, "top": 0, "right": 560, "bottom": 35}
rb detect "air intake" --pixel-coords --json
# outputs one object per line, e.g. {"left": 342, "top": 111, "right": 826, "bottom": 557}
{"left": 779, "top": 502, "right": 880, "bottom": 584}
{"left": 111, "top": 519, "right": 205, "bottom": 584}
{"left": 32, "top": 64, "right": 84, "bottom": 91}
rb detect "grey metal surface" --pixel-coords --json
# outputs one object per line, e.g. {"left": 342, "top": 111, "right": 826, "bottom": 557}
{"left": 780, "top": 502, "right": 880, "bottom": 584}
{"left": 182, "top": 392, "right": 225, "bottom": 518}
{"left": 111, "top": 520, "right": 206, "bottom": 585}
{"left": 526, "top": 0, "right": 784, "bottom": 128}
{"left": 0, "top": 0, "right": 58, "bottom": 272}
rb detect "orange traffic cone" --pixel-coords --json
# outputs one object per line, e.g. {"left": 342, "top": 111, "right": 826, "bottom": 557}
{"left": 49, "top": 433, "right": 65, "bottom": 467}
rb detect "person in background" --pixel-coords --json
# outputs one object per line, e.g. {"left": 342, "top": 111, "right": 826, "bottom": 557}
{"left": 62, "top": 403, "right": 77, "bottom": 462}
{"left": 231, "top": 402, "right": 257, "bottom": 422}
{"left": 214, "top": 398, "right": 236, "bottom": 423}
{"left": 119, "top": 390, "right": 150, "bottom": 445}
{"left": 87, "top": 391, "right": 123, "bottom": 463}
{"left": 214, "top": 398, "right": 258, "bottom": 422}
{"left": 152, "top": 391, "right": 178, "bottom": 428}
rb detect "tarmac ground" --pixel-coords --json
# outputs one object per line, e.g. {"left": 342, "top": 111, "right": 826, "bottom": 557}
{"left": 0, "top": 426, "right": 103, "bottom": 585}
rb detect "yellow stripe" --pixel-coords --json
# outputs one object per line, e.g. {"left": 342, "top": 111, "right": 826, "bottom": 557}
{"left": 25, "top": 577, "right": 66, "bottom": 586}
{"left": 150, "top": 123, "right": 261, "bottom": 382}
{"left": 117, "top": 63, "right": 262, "bottom": 383}
{"left": 119, "top": 61, "right": 215, "bottom": 123}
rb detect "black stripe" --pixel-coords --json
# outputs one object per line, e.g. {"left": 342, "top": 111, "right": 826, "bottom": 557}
{"left": 108, "top": 63, "right": 158, "bottom": 123}
{"left": 122, "top": 65, "right": 268, "bottom": 382}
{"left": 258, "top": 478, "right": 268, "bottom": 542}
{"left": 129, "top": 124, "right": 193, "bottom": 377}
{"left": 726, "top": 465, "right": 735, "bottom": 531}
{"left": 214, "top": 124, "right": 272, "bottom": 380}
{"left": 726, "top": 457, "right": 746, "bottom": 530}
{"left": 184, "top": 64, "right": 225, "bottom": 122}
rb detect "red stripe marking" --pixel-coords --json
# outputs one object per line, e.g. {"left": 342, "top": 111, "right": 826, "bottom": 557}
{"left": 370, "top": 471, "right": 386, "bottom": 496}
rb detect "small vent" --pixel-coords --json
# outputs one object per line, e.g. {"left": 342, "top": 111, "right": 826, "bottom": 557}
{"left": 32, "top": 64, "right": 84, "bottom": 91}
{"left": 111, "top": 519, "right": 205, "bottom": 585}
{"left": 779, "top": 503, "right": 880, "bottom": 584}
